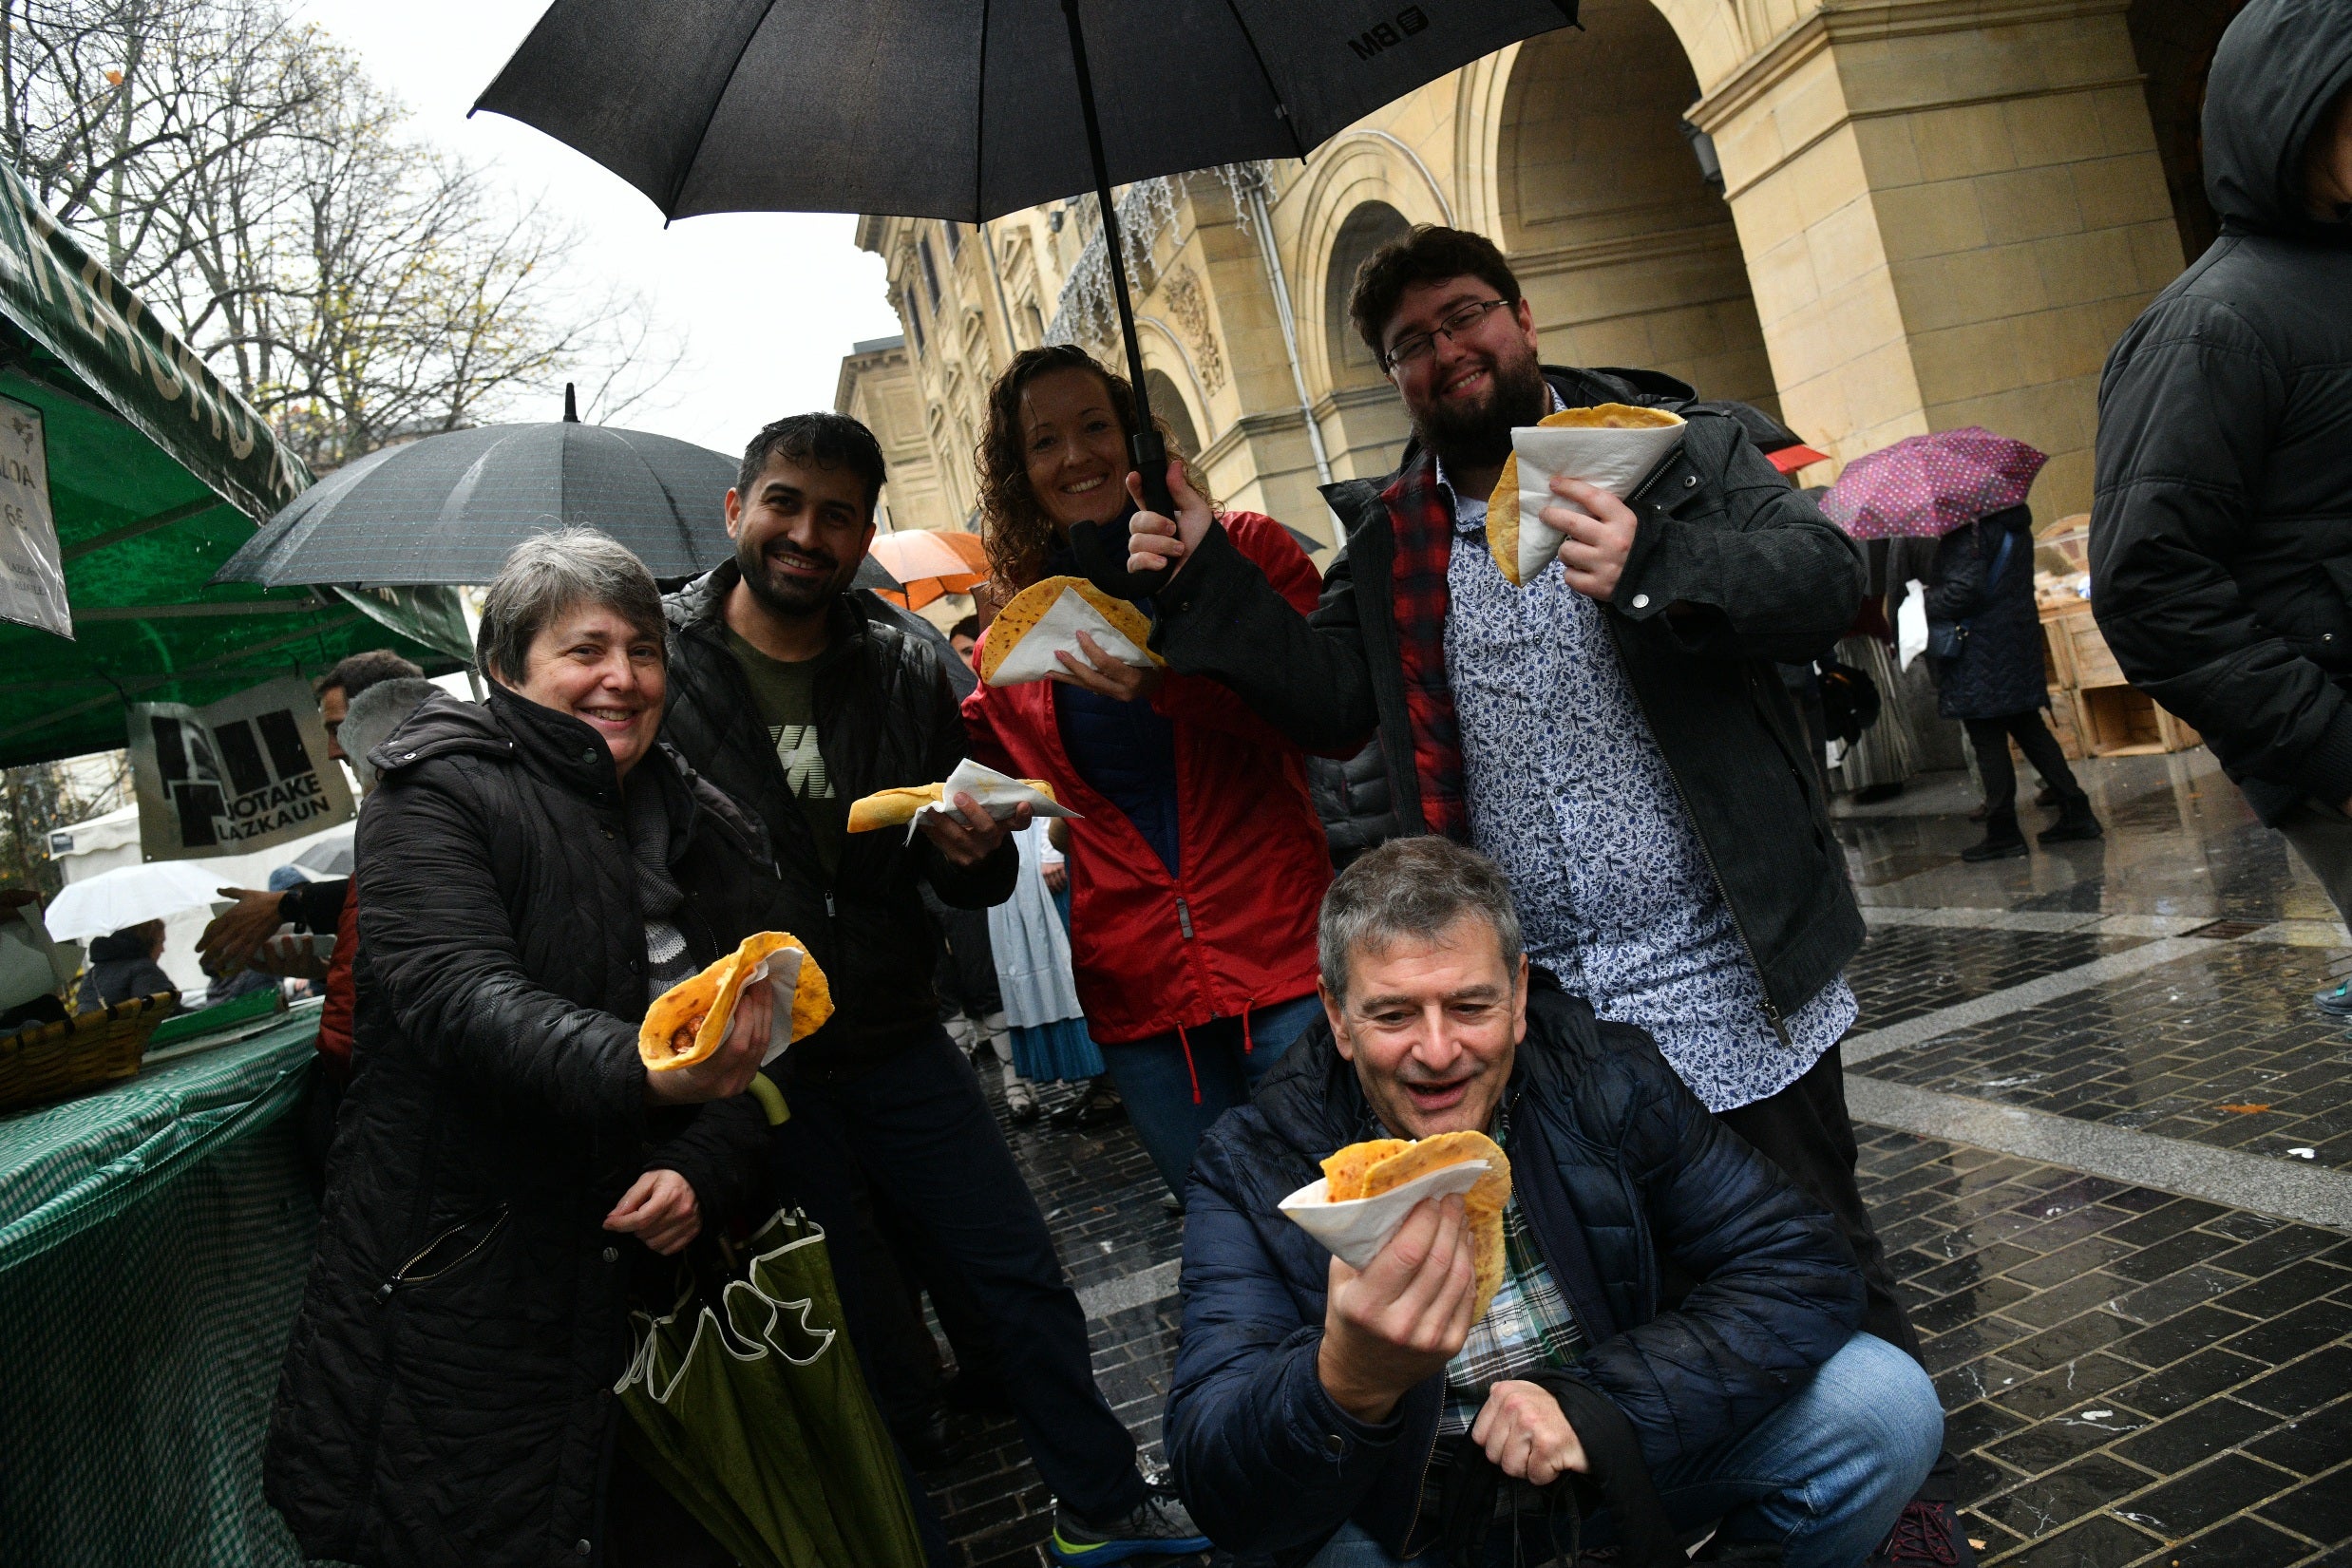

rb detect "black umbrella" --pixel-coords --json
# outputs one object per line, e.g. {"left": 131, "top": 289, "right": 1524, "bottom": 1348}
{"left": 214, "top": 386, "right": 768, "bottom": 588}
{"left": 475, "top": 0, "right": 1580, "bottom": 592}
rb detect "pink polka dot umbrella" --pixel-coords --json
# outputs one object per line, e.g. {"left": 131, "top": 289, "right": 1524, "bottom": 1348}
{"left": 1819, "top": 427, "right": 2048, "bottom": 539}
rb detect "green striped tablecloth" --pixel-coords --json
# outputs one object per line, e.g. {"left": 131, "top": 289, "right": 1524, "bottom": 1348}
{"left": 0, "top": 1014, "right": 322, "bottom": 1567}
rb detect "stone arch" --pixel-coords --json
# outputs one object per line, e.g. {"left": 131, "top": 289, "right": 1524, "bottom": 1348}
{"left": 2125, "top": 0, "right": 2250, "bottom": 262}
{"left": 1491, "top": 0, "right": 1778, "bottom": 410}
{"left": 1143, "top": 368, "right": 1201, "bottom": 460}
{"left": 1322, "top": 200, "right": 1413, "bottom": 391}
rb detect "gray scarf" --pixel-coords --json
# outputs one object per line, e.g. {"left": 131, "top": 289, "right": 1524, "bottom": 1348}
{"left": 626, "top": 772, "right": 697, "bottom": 1004}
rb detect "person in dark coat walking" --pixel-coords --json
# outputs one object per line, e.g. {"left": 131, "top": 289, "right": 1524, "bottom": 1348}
{"left": 1126, "top": 225, "right": 1973, "bottom": 1561}
{"left": 264, "top": 531, "right": 779, "bottom": 1568}
{"left": 1925, "top": 504, "right": 2099, "bottom": 860}
{"left": 1167, "top": 838, "right": 1939, "bottom": 1567}
{"left": 72, "top": 919, "right": 175, "bottom": 1013}
{"left": 2092, "top": 0, "right": 2352, "bottom": 1007}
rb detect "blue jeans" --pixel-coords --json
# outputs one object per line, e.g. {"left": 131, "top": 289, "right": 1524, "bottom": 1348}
{"left": 1099, "top": 993, "right": 1323, "bottom": 1199}
{"left": 1305, "top": 1332, "right": 1941, "bottom": 1568}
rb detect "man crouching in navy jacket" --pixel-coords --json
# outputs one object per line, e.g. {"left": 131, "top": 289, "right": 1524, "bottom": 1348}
{"left": 1166, "top": 838, "right": 1939, "bottom": 1568}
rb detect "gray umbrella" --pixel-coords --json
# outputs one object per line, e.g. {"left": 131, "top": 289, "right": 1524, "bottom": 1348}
{"left": 474, "top": 0, "right": 1579, "bottom": 594}
{"left": 213, "top": 389, "right": 769, "bottom": 588}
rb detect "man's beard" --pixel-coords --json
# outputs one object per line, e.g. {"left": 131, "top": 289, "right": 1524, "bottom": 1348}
{"left": 736, "top": 535, "right": 846, "bottom": 619}
{"left": 1411, "top": 346, "right": 1549, "bottom": 474}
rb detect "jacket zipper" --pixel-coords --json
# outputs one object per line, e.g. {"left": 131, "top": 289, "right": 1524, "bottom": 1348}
{"left": 1598, "top": 484, "right": 1792, "bottom": 1048}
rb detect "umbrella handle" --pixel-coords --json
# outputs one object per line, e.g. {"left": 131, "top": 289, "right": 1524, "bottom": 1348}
{"left": 1067, "top": 504, "right": 1168, "bottom": 602}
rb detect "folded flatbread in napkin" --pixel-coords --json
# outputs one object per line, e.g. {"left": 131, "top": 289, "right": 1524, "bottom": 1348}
{"left": 882, "top": 759, "right": 1080, "bottom": 844}
{"left": 1280, "top": 1131, "right": 1513, "bottom": 1319}
{"left": 639, "top": 932, "right": 834, "bottom": 1071}
{"left": 1489, "top": 404, "right": 1687, "bottom": 586}
{"left": 980, "top": 575, "right": 1165, "bottom": 687}
{"left": 846, "top": 772, "right": 1063, "bottom": 833}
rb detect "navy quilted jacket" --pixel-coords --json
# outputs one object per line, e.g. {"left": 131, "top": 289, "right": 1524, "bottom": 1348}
{"left": 1165, "top": 979, "right": 1863, "bottom": 1564}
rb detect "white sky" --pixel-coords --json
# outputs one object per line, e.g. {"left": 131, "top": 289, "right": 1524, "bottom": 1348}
{"left": 290, "top": 0, "right": 904, "bottom": 458}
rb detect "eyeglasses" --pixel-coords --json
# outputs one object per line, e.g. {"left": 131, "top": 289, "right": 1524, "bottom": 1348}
{"left": 1379, "top": 297, "right": 1513, "bottom": 373}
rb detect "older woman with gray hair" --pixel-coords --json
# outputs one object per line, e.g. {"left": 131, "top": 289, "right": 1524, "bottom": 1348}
{"left": 266, "top": 529, "right": 785, "bottom": 1568}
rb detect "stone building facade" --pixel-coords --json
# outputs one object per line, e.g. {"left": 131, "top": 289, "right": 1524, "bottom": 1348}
{"left": 854, "top": 0, "right": 2244, "bottom": 551}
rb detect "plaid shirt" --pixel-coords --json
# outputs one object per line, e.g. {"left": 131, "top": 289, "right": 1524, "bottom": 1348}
{"left": 1382, "top": 452, "right": 1471, "bottom": 841}
{"left": 1432, "top": 1198, "right": 1588, "bottom": 1442}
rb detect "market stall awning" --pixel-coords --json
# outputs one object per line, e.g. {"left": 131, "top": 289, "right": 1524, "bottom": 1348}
{"left": 0, "top": 157, "right": 469, "bottom": 769}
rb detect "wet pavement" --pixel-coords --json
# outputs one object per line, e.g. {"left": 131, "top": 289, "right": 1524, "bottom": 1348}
{"left": 918, "top": 747, "right": 2352, "bottom": 1567}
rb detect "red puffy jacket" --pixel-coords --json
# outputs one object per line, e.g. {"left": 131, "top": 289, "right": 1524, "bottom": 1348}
{"left": 962, "top": 512, "right": 1333, "bottom": 1045}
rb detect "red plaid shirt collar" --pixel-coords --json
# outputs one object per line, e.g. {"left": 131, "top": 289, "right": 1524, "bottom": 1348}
{"left": 1383, "top": 450, "right": 1470, "bottom": 841}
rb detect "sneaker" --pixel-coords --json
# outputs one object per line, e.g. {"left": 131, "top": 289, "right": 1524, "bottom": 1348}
{"left": 1869, "top": 1500, "right": 1977, "bottom": 1567}
{"left": 1050, "top": 1484, "right": 1211, "bottom": 1563}
{"left": 2315, "top": 978, "right": 2352, "bottom": 1018}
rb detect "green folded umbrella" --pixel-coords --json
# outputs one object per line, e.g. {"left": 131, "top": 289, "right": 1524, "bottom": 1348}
{"left": 616, "top": 1211, "right": 927, "bottom": 1568}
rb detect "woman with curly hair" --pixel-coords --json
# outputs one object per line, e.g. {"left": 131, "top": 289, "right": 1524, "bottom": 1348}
{"left": 960, "top": 345, "right": 1334, "bottom": 1201}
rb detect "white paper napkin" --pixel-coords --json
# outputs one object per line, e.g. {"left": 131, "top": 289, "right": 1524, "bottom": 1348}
{"left": 986, "top": 586, "right": 1154, "bottom": 687}
{"left": 1508, "top": 424, "right": 1688, "bottom": 584}
{"left": 905, "top": 759, "right": 1082, "bottom": 843}
{"left": 1277, "top": 1160, "right": 1492, "bottom": 1270}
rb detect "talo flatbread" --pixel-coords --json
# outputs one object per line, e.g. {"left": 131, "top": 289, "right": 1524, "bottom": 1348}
{"left": 978, "top": 575, "right": 1164, "bottom": 686}
{"left": 1487, "top": 404, "right": 1686, "bottom": 586}
{"left": 1366, "top": 1131, "right": 1512, "bottom": 1319}
{"left": 1320, "top": 1139, "right": 1411, "bottom": 1201}
{"left": 638, "top": 932, "right": 834, "bottom": 1071}
{"left": 845, "top": 779, "right": 1059, "bottom": 833}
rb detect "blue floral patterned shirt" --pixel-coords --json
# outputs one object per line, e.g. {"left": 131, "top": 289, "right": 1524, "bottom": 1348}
{"left": 1435, "top": 463, "right": 1854, "bottom": 1112}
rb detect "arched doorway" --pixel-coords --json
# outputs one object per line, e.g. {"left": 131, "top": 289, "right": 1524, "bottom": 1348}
{"left": 2126, "top": 0, "right": 2251, "bottom": 262}
{"left": 1496, "top": 0, "right": 1777, "bottom": 412}
{"left": 1143, "top": 368, "right": 1202, "bottom": 460}
{"left": 1324, "top": 200, "right": 1413, "bottom": 387}
{"left": 1319, "top": 199, "right": 1416, "bottom": 477}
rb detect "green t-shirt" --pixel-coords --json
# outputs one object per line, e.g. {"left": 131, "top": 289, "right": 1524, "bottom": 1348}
{"left": 724, "top": 628, "right": 845, "bottom": 878}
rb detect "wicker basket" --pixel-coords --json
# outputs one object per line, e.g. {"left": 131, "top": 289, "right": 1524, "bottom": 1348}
{"left": 0, "top": 992, "right": 175, "bottom": 1116}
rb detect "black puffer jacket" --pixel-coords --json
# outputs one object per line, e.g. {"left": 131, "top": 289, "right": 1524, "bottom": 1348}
{"left": 1154, "top": 366, "right": 1866, "bottom": 1026}
{"left": 1927, "top": 506, "right": 2045, "bottom": 720}
{"left": 1166, "top": 977, "right": 1863, "bottom": 1565}
{"left": 661, "top": 565, "right": 1016, "bottom": 1074}
{"left": 1305, "top": 738, "right": 1400, "bottom": 870}
{"left": 2090, "top": 0, "right": 2352, "bottom": 824}
{"left": 265, "top": 690, "right": 774, "bottom": 1568}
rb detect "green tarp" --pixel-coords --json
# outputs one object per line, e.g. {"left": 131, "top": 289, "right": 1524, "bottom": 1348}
{"left": 0, "top": 1018, "right": 319, "bottom": 1567}
{"left": 0, "top": 155, "right": 470, "bottom": 769}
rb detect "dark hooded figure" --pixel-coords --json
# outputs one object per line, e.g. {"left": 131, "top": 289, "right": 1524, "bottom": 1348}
{"left": 2091, "top": 0, "right": 2352, "bottom": 1011}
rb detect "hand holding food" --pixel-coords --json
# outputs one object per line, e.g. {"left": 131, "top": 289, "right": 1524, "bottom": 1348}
{"left": 1318, "top": 1192, "right": 1479, "bottom": 1423}
{"left": 639, "top": 932, "right": 831, "bottom": 1105}
{"left": 1487, "top": 403, "right": 1684, "bottom": 588}
{"left": 979, "top": 576, "right": 1165, "bottom": 688}
{"left": 1317, "top": 1130, "right": 1512, "bottom": 1320}
{"left": 915, "top": 789, "right": 1026, "bottom": 869}
{"left": 846, "top": 777, "right": 1059, "bottom": 833}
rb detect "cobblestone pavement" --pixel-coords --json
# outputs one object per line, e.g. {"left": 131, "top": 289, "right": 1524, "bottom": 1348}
{"left": 917, "top": 749, "right": 2352, "bottom": 1567}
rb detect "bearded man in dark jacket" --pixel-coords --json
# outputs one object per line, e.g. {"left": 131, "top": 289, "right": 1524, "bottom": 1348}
{"left": 657, "top": 412, "right": 1209, "bottom": 1561}
{"left": 2092, "top": 0, "right": 2352, "bottom": 1006}
{"left": 1128, "top": 227, "right": 1967, "bottom": 1560}
{"left": 1167, "top": 838, "right": 1939, "bottom": 1568}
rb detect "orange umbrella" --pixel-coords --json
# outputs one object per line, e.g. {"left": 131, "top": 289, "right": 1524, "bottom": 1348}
{"left": 866, "top": 529, "right": 988, "bottom": 611}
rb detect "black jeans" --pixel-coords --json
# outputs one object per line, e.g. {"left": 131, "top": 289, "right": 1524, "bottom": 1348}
{"left": 1963, "top": 710, "right": 2084, "bottom": 822}
{"left": 773, "top": 1030, "right": 1147, "bottom": 1521}
{"left": 1715, "top": 1045, "right": 1957, "bottom": 1502}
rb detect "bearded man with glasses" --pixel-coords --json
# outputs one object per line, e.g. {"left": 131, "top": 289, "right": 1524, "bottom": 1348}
{"left": 1132, "top": 227, "right": 1971, "bottom": 1565}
